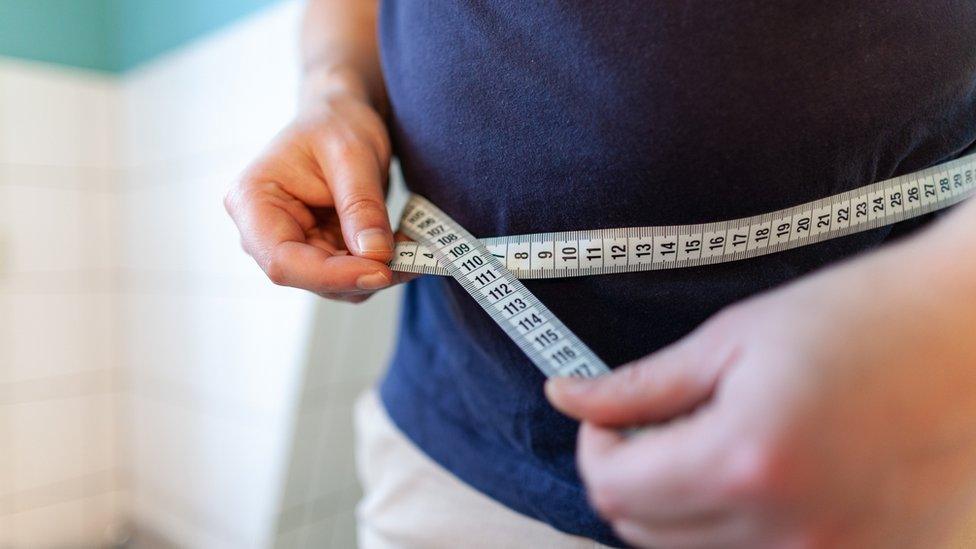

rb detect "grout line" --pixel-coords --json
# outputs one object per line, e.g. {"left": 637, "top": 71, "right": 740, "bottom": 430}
{"left": 0, "top": 268, "right": 300, "bottom": 297}
{"left": 273, "top": 483, "right": 360, "bottom": 538}
{"left": 124, "top": 371, "right": 285, "bottom": 426}
{"left": 296, "top": 403, "right": 335, "bottom": 546}
{"left": 0, "top": 270, "right": 117, "bottom": 295}
{"left": 0, "top": 139, "right": 265, "bottom": 189}
{"left": 0, "top": 369, "right": 121, "bottom": 406}
{"left": 110, "top": 293, "right": 130, "bottom": 535}
{"left": 0, "top": 401, "right": 11, "bottom": 517}
{"left": 0, "top": 469, "right": 120, "bottom": 515}
{"left": 0, "top": 162, "right": 120, "bottom": 174}
{"left": 123, "top": 367, "right": 377, "bottom": 425}
{"left": 0, "top": 140, "right": 261, "bottom": 172}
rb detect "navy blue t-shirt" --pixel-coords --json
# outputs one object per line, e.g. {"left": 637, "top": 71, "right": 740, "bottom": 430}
{"left": 377, "top": 2, "right": 976, "bottom": 545}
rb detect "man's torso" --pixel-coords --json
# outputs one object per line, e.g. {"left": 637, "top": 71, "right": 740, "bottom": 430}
{"left": 377, "top": 2, "right": 976, "bottom": 545}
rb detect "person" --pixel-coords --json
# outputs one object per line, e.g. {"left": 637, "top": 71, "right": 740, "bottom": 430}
{"left": 224, "top": 1, "right": 976, "bottom": 547}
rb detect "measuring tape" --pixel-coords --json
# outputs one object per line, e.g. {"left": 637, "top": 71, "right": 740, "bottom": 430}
{"left": 394, "top": 153, "right": 976, "bottom": 378}
{"left": 399, "top": 195, "right": 611, "bottom": 378}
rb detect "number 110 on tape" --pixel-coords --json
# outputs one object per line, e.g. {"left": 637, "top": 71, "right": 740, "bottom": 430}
{"left": 400, "top": 197, "right": 610, "bottom": 379}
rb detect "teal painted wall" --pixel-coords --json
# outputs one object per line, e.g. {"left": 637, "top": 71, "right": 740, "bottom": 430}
{"left": 0, "top": 0, "right": 282, "bottom": 73}
{"left": 106, "top": 0, "right": 282, "bottom": 72}
{"left": 0, "top": 0, "right": 113, "bottom": 72}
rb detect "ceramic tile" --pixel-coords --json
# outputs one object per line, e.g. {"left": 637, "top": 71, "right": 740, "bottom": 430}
{"left": 7, "top": 393, "right": 117, "bottom": 494}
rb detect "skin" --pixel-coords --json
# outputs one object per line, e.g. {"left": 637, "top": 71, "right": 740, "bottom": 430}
{"left": 224, "top": 0, "right": 402, "bottom": 304}
{"left": 226, "top": 1, "right": 976, "bottom": 547}
{"left": 547, "top": 204, "right": 976, "bottom": 548}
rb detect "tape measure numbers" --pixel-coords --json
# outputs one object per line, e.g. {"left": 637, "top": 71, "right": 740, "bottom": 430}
{"left": 394, "top": 154, "right": 976, "bottom": 279}
{"left": 393, "top": 153, "right": 976, "bottom": 378}
{"left": 399, "top": 195, "right": 611, "bottom": 379}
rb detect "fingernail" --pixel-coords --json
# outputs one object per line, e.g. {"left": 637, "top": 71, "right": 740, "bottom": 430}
{"left": 356, "top": 271, "right": 391, "bottom": 290}
{"left": 356, "top": 229, "right": 393, "bottom": 254}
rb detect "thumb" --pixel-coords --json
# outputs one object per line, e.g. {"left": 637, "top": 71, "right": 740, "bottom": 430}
{"left": 545, "top": 333, "right": 736, "bottom": 427}
{"left": 320, "top": 138, "right": 394, "bottom": 262}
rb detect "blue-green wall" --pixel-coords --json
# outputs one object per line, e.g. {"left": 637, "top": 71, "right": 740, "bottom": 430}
{"left": 0, "top": 1, "right": 112, "bottom": 72}
{"left": 106, "top": 0, "right": 282, "bottom": 72}
{"left": 0, "top": 0, "right": 282, "bottom": 73}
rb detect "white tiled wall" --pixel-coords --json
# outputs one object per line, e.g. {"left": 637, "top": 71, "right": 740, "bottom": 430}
{"left": 1, "top": 1, "right": 402, "bottom": 547}
{"left": 116, "top": 2, "right": 401, "bottom": 547}
{"left": 0, "top": 59, "right": 123, "bottom": 547}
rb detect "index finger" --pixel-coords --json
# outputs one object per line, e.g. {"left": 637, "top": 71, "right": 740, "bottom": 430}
{"left": 267, "top": 241, "right": 394, "bottom": 293}
{"left": 318, "top": 138, "right": 395, "bottom": 262}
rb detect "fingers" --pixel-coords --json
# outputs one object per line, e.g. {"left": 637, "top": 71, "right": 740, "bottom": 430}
{"left": 579, "top": 418, "right": 722, "bottom": 515}
{"left": 226, "top": 187, "right": 393, "bottom": 293}
{"left": 578, "top": 417, "right": 757, "bottom": 548}
{"left": 576, "top": 422, "right": 626, "bottom": 479}
{"left": 611, "top": 517, "right": 749, "bottom": 549}
{"left": 545, "top": 332, "right": 737, "bottom": 427}
{"left": 226, "top": 101, "right": 401, "bottom": 301}
{"left": 267, "top": 242, "right": 393, "bottom": 293}
{"left": 317, "top": 137, "right": 394, "bottom": 262}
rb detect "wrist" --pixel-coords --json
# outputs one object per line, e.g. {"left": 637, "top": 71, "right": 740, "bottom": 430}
{"left": 299, "top": 63, "right": 384, "bottom": 115}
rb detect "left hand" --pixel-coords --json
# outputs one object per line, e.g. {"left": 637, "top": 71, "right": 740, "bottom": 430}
{"left": 547, "top": 237, "right": 976, "bottom": 548}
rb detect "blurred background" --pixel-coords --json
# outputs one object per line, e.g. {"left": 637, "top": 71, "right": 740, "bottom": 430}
{"left": 0, "top": 1, "right": 403, "bottom": 547}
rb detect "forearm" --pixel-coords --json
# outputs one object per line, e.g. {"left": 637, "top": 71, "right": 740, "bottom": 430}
{"left": 300, "top": 0, "right": 386, "bottom": 114}
{"left": 835, "top": 195, "right": 976, "bottom": 336}
{"left": 897, "top": 196, "right": 976, "bottom": 297}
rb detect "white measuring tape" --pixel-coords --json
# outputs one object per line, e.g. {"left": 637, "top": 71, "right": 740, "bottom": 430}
{"left": 394, "top": 153, "right": 976, "bottom": 378}
{"left": 399, "top": 195, "right": 611, "bottom": 378}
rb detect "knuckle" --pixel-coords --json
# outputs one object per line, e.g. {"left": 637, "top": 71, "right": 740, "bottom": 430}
{"left": 223, "top": 189, "right": 236, "bottom": 215}
{"left": 717, "top": 438, "right": 790, "bottom": 502}
{"left": 367, "top": 125, "right": 392, "bottom": 162}
{"left": 223, "top": 181, "right": 252, "bottom": 216}
{"left": 328, "top": 132, "right": 371, "bottom": 159}
{"left": 265, "top": 257, "right": 288, "bottom": 286}
{"left": 226, "top": 175, "right": 266, "bottom": 206}
{"left": 338, "top": 193, "right": 384, "bottom": 218}
{"left": 656, "top": 374, "right": 698, "bottom": 403}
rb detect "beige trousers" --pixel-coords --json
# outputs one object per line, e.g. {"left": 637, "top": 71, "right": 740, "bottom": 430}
{"left": 354, "top": 390, "right": 612, "bottom": 549}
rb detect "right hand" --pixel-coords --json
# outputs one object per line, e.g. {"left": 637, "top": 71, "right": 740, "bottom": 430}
{"left": 225, "top": 89, "right": 399, "bottom": 303}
